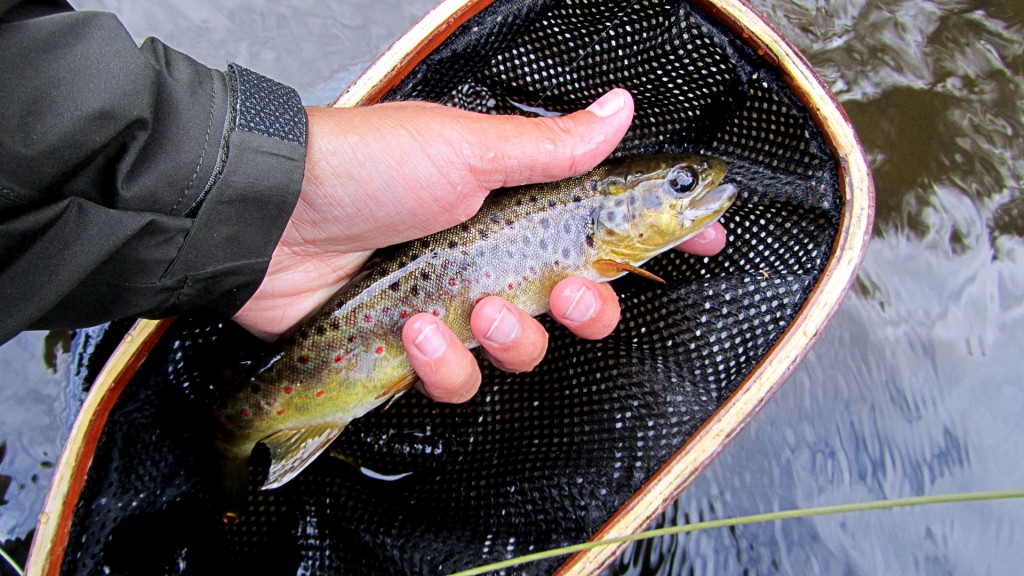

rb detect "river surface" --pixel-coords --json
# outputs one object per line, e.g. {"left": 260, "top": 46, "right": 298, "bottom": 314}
{"left": 1, "top": 0, "right": 1022, "bottom": 574}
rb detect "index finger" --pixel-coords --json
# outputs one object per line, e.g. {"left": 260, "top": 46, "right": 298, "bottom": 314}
{"left": 675, "top": 221, "right": 727, "bottom": 256}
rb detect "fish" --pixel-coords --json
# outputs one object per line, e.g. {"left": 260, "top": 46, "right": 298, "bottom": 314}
{"left": 213, "top": 153, "right": 736, "bottom": 514}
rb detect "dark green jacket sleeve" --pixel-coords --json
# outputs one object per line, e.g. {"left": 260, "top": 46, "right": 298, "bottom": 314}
{"left": 0, "top": 1, "right": 307, "bottom": 344}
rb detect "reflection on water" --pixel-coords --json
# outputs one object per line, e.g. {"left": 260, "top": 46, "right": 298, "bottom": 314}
{"left": 0, "top": 0, "right": 438, "bottom": 563}
{"left": 2, "top": 0, "right": 1023, "bottom": 573}
{"left": 0, "top": 333, "right": 69, "bottom": 540}
{"left": 70, "top": 0, "right": 433, "bottom": 105}
{"left": 611, "top": 0, "right": 1024, "bottom": 573}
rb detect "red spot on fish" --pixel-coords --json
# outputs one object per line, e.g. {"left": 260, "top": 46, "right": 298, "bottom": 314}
{"left": 276, "top": 409, "right": 286, "bottom": 416}
{"left": 315, "top": 390, "right": 325, "bottom": 398}
{"left": 334, "top": 354, "right": 345, "bottom": 363}
{"left": 485, "top": 271, "right": 493, "bottom": 279}
{"left": 349, "top": 336, "right": 358, "bottom": 343}
{"left": 283, "top": 386, "right": 293, "bottom": 395}
{"left": 298, "top": 354, "right": 310, "bottom": 364}
{"left": 399, "top": 310, "right": 409, "bottom": 319}
{"left": 508, "top": 282, "right": 515, "bottom": 290}
{"left": 449, "top": 277, "right": 458, "bottom": 287}
{"left": 432, "top": 309, "right": 441, "bottom": 317}
{"left": 375, "top": 346, "right": 385, "bottom": 355}
{"left": 363, "top": 313, "right": 373, "bottom": 323}
{"left": 240, "top": 408, "right": 250, "bottom": 417}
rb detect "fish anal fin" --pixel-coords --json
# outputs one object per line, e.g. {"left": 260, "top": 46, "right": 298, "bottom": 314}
{"left": 593, "top": 259, "right": 666, "bottom": 283}
{"left": 259, "top": 422, "right": 346, "bottom": 489}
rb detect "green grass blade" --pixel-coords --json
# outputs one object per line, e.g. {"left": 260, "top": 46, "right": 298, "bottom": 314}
{"left": 0, "top": 544, "right": 24, "bottom": 576}
{"left": 449, "top": 489, "right": 1024, "bottom": 576}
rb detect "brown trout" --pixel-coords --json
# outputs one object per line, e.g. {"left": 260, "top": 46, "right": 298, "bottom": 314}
{"left": 214, "top": 154, "right": 735, "bottom": 506}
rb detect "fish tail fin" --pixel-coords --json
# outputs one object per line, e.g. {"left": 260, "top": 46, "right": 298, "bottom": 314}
{"left": 259, "top": 422, "right": 347, "bottom": 490}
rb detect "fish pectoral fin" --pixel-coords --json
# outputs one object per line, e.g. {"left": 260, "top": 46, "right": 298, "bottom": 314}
{"left": 375, "top": 371, "right": 419, "bottom": 401}
{"left": 593, "top": 259, "right": 666, "bottom": 283}
{"left": 259, "top": 422, "right": 346, "bottom": 490}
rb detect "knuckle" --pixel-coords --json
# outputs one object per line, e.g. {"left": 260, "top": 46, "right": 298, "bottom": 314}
{"left": 426, "top": 361, "right": 479, "bottom": 404}
{"left": 539, "top": 116, "right": 585, "bottom": 175}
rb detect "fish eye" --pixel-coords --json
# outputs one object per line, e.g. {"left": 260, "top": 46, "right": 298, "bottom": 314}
{"left": 666, "top": 165, "right": 699, "bottom": 195}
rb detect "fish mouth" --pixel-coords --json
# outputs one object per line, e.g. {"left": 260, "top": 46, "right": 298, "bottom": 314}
{"left": 689, "top": 182, "right": 738, "bottom": 223}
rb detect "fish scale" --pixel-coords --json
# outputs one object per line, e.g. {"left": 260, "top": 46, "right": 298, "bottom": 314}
{"left": 213, "top": 153, "right": 735, "bottom": 516}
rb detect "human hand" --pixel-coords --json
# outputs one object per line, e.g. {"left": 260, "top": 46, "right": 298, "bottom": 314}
{"left": 232, "top": 89, "right": 726, "bottom": 402}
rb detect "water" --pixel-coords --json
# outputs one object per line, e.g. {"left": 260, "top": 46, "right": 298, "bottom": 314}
{"left": 2, "top": 0, "right": 1023, "bottom": 573}
{"left": 610, "top": 0, "right": 1024, "bottom": 573}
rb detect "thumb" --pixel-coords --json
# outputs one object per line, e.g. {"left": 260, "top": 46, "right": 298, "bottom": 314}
{"left": 463, "top": 89, "right": 635, "bottom": 191}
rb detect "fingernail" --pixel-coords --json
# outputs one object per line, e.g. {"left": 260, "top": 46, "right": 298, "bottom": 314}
{"left": 586, "top": 89, "right": 625, "bottom": 118}
{"left": 412, "top": 320, "right": 447, "bottom": 359}
{"left": 692, "top": 227, "right": 716, "bottom": 243}
{"left": 563, "top": 284, "right": 598, "bottom": 323}
{"left": 483, "top": 305, "right": 520, "bottom": 344}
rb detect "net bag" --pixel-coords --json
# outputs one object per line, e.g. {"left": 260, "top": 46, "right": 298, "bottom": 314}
{"left": 30, "top": 0, "right": 872, "bottom": 574}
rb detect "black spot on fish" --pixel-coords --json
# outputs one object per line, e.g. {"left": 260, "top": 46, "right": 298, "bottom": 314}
{"left": 460, "top": 223, "right": 471, "bottom": 232}
{"left": 540, "top": 217, "right": 551, "bottom": 230}
{"left": 421, "top": 271, "right": 431, "bottom": 281}
{"left": 447, "top": 239, "right": 458, "bottom": 249}
{"left": 478, "top": 229, "right": 489, "bottom": 239}
{"left": 315, "top": 325, "right": 327, "bottom": 335}
{"left": 489, "top": 214, "right": 501, "bottom": 224}
{"left": 547, "top": 199, "right": 557, "bottom": 208}
{"left": 389, "top": 281, "right": 401, "bottom": 292}
{"left": 515, "top": 198, "right": 524, "bottom": 207}
{"left": 329, "top": 318, "right": 342, "bottom": 330}
{"left": 588, "top": 181, "right": 598, "bottom": 192}
{"left": 529, "top": 195, "right": 538, "bottom": 204}
{"left": 505, "top": 219, "right": 514, "bottom": 227}
{"left": 573, "top": 194, "right": 583, "bottom": 203}
{"left": 586, "top": 234, "right": 595, "bottom": 248}
{"left": 410, "top": 285, "right": 421, "bottom": 297}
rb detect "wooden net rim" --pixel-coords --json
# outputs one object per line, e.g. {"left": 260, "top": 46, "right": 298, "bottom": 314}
{"left": 28, "top": 1, "right": 873, "bottom": 574}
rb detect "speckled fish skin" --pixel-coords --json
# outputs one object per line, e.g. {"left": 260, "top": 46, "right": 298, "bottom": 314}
{"left": 214, "top": 154, "right": 735, "bottom": 500}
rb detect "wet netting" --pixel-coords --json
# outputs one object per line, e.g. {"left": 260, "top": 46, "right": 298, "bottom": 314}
{"left": 60, "top": 1, "right": 840, "bottom": 574}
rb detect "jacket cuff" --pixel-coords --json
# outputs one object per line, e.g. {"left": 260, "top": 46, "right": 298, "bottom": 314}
{"left": 161, "top": 64, "right": 307, "bottom": 317}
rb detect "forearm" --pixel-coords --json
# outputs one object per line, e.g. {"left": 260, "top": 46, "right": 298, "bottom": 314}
{"left": 0, "top": 2, "right": 307, "bottom": 343}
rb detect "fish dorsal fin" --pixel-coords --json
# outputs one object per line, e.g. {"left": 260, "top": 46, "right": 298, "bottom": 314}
{"left": 259, "top": 422, "right": 346, "bottom": 489}
{"left": 593, "top": 259, "right": 666, "bottom": 283}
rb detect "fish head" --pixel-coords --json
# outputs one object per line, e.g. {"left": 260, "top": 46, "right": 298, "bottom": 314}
{"left": 592, "top": 154, "right": 737, "bottom": 263}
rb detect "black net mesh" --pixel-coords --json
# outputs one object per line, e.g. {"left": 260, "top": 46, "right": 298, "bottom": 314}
{"left": 59, "top": 0, "right": 840, "bottom": 574}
